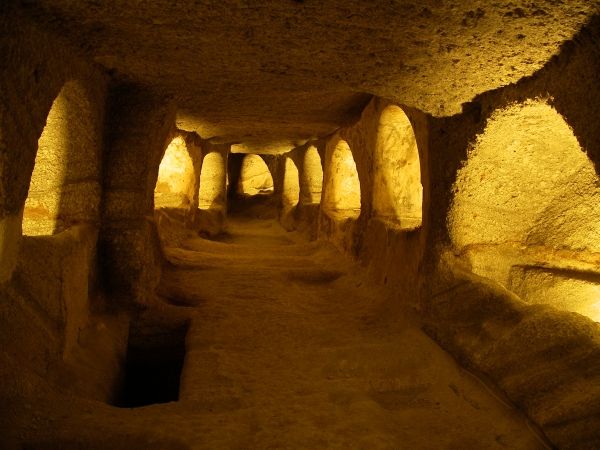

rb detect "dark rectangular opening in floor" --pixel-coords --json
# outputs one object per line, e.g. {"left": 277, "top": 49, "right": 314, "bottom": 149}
{"left": 115, "top": 320, "right": 188, "bottom": 408}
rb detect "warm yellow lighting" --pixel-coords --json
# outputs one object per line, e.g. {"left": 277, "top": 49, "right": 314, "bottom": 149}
{"left": 449, "top": 99, "right": 600, "bottom": 321}
{"left": 323, "top": 139, "right": 361, "bottom": 220}
{"left": 282, "top": 157, "right": 300, "bottom": 209}
{"left": 23, "top": 87, "right": 70, "bottom": 236}
{"left": 198, "top": 151, "right": 226, "bottom": 211}
{"left": 230, "top": 141, "right": 297, "bottom": 155}
{"left": 591, "top": 293, "right": 600, "bottom": 323}
{"left": 373, "top": 105, "right": 422, "bottom": 229}
{"left": 237, "top": 154, "right": 274, "bottom": 196}
{"left": 154, "top": 136, "right": 195, "bottom": 209}
{"left": 301, "top": 145, "right": 323, "bottom": 205}
{"left": 509, "top": 268, "right": 600, "bottom": 322}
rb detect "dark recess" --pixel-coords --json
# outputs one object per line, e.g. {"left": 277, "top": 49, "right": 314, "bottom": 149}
{"left": 116, "top": 321, "right": 188, "bottom": 408}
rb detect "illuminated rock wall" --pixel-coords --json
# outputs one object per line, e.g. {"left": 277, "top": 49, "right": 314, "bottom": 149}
{"left": 153, "top": 133, "right": 203, "bottom": 247}
{"left": 372, "top": 105, "right": 422, "bottom": 230}
{"left": 1, "top": 3, "right": 600, "bottom": 448}
{"left": 448, "top": 100, "right": 600, "bottom": 321}
{"left": 300, "top": 146, "right": 323, "bottom": 206}
{"left": 237, "top": 154, "right": 274, "bottom": 197}
{"left": 197, "top": 143, "right": 230, "bottom": 236}
{"left": 0, "top": 6, "right": 123, "bottom": 402}
{"left": 198, "top": 149, "right": 228, "bottom": 211}
{"left": 280, "top": 157, "right": 300, "bottom": 229}
{"left": 322, "top": 139, "right": 361, "bottom": 221}
{"left": 314, "top": 97, "right": 429, "bottom": 299}
{"left": 422, "top": 18, "right": 600, "bottom": 448}
{"left": 23, "top": 81, "right": 103, "bottom": 236}
{"left": 155, "top": 136, "right": 198, "bottom": 210}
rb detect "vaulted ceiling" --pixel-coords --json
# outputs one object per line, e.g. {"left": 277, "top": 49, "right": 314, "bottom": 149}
{"left": 24, "top": 0, "right": 600, "bottom": 152}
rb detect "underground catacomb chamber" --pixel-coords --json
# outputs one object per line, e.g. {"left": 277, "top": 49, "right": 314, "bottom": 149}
{"left": 115, "top": 321, "right": 189, "bottom": 408}
{"left": 4, "top": 3, "right": 600, "bottom": 448}
{"left": 322, "top": 139, "right": 361, "bottom": 220}
{"left": 449, "top": 100, "right": 600, "bottom": 321}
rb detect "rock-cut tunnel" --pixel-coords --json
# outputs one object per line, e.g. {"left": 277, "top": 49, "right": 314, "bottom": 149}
{"left": 1, "top": 2, "right": 600, "bottom": 449}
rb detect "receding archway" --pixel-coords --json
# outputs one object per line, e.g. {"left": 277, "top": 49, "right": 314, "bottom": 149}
{"left": 372, "top": 105, "right": 422, "bottom": 229}
{"left": 198, "top": 151, "right": 226, "bottom": 211}
{"left": 323, "top": 139, "right": 361, "bottom": 220}
{"left": 237, "top": 154, "right": 274, "bottom": 197}
{"left": 154, "top": 136, "right": 196, "bottom": 209}
{"left": 449, "top": 100, "right": 600, "bottom": 321}
{"left": 300, "top": 145, "right": 323, "bottom": 205}
{"left": 23, "top": 81, "right": 99, "bottom": 236}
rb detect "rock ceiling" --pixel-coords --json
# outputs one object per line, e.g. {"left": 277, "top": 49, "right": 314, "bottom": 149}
{"left": 24, "top": 0, "right": 600, "bottom": 152}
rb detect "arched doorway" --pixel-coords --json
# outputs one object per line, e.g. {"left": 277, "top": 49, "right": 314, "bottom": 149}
{"left": 23, "top": 81, "right": 99, "bottom": 236}
{"left": 154, "top": 136, "right": 196, "bottom": 209}
{"left": 237, "top": 154, "right": 274, "bottom": 197}
{"left": 198, "top": 151, "right": 227, "bottom": 212}
{"left": 282, "top": 157, "right": 300, "bottom": 209}
{"left": 300, "top": 145, "right": 323, "bottom": 205}
{"left": 449, "top": 100, "right": 600, "bottom": 321}
{"left": 372, "top": 105, "right": 422, "bottom": 229}
{"left": 322, "top": 139, "right": 361, "bottom": 220}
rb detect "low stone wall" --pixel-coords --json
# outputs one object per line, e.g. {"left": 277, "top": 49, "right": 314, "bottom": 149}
{"left": 424, "top": 256, "right": 600, "bottom": 449}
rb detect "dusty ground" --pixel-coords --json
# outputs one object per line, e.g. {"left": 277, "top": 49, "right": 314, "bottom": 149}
{"left": 1, "top": 211, "right": 551, "bottom": 449}
{"left": 156, "top": 213, "right": 548, "bottom": 448}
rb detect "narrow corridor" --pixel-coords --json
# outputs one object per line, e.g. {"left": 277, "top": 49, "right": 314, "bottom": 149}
{"left": 149, "top": 213, "right": 548, "bottom": 449}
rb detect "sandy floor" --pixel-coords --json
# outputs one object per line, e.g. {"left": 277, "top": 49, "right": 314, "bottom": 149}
{"left": 155, "top": 215, "right": 548, "bottom": 449}
{"left": 2, "top": 214, "right": 550, "bottom": 449}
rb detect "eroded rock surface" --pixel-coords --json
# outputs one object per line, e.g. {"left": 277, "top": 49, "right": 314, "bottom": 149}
{"left": 23, "top": 1, "right": 600, "bottom": 148}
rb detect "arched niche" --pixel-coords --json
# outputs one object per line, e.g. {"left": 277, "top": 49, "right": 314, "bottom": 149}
{"left": 300, "top": 145, "right": 323, "bottom": 205}
{"left": 154, "top": 136, "right": 195, "bottom": 209}
{"left": 237, "top": 154, "right": 274, "bottom": 197}
{"left": 449, "top": 100, "right": 600, "bottom": 321}
{"left": 323, "top": 139, "right": 361, "bottom": 220}
{"left": 282, "top": 157, "right": 300, "bottom": 209}
{"left": 373, "top": 105, "right": 422, "bottom": 229}
{"left": 198, "top": 151, "right": 226, "bottom": 211}
{"left": 23, "top": 81, "right": 99, "bottom": 236}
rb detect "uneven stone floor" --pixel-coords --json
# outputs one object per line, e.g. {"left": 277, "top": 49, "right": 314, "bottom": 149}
{"left": 155, "top": 214, "right": 549, "bottom": 449}
{"left": 2, "top": 214, "right": 551, "bottom": 449}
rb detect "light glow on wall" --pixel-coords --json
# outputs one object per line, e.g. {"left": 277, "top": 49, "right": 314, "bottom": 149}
{"left": 323, "top": 139, "right": 361, "bottom": 220}
{"left": 237, "top": 154, "right": 274, "bottom": 196}
{"left": 154, "top": 136, "right": 195, "bottom": 209}
{"left": 23, "top": 86, "right": 70, "bottom": 235}
{"left": 282, "top": 157, "right": 300, "bottom": 209}
{"left": 449, "top": 100, "right": 600, "bottom": 322}
{"left": 301, "top": 145, "right": 323, "bottom": 205}
{"left": 198, "top": 151, "right": 226, "bottom": 211}
{"left": 373, "top": 105, "right": 422, "bottom": 229}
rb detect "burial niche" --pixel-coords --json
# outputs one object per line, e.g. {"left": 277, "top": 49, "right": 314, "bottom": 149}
{"left": 154, "top": 136, "right": 195, "bottom": 209}
{"left": 237, "top": 154, "right": 274, "bottom": 197}
{"left": 198, "top": 151, "right": 226, "bottom": 211}
{"left": 300, "top": 145, "right": 323, "bottom": 205}
{"left": 323, "top": 139, "right": 361, "bottom": 220}
{"left": 23, "top": 81, "right": 99, "bottom": 235}
{"left": 449, "top": 100, "right": 600, "bottom": 321}
{"left": 282, "top": 157, "right": 300, "bottom": 209}
{"left": 372, "top": 105, "right": 422, "bottom": 229}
